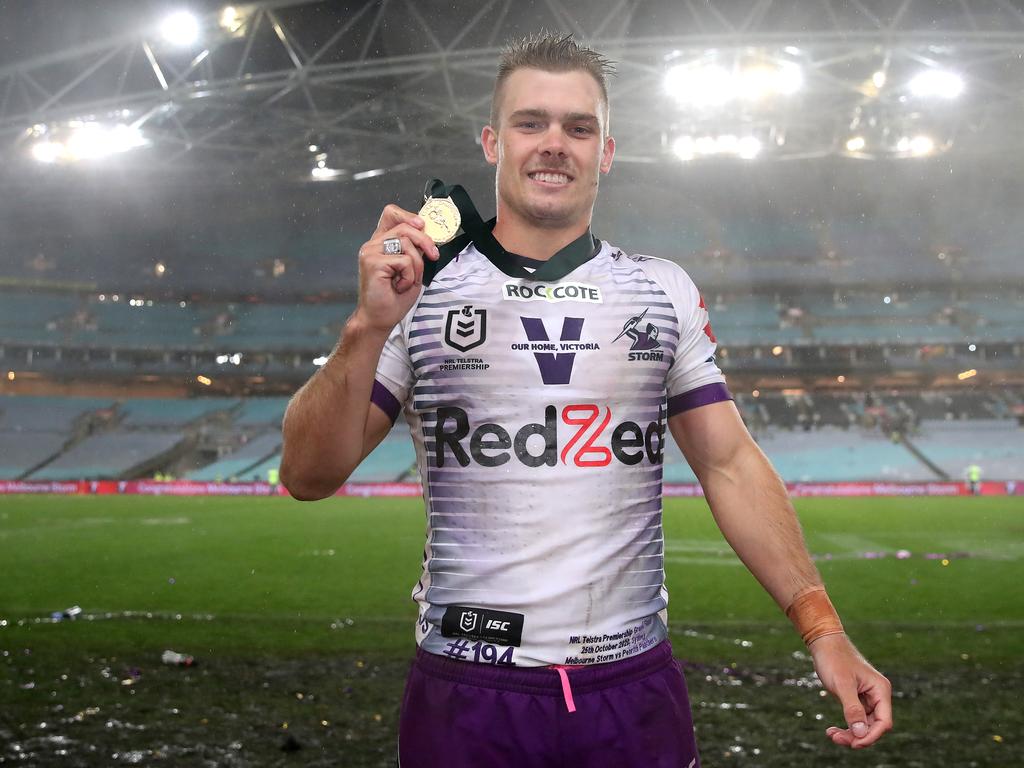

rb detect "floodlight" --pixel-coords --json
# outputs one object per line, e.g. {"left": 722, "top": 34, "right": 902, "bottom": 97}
{"left": 665, "top": 64, "right": 733, "bottom": 106}
{"left": 31, "top": 141, "right": 63, "bottom": 163}
{"left": 672, "top": 136, "right": 695, "bottom": 161}
{"left": 716, "top": 134, "right": 738, "bottom": 153}
{"left": 353, "top": 168, "right": 386, "bottom": 180}
{"left": 313, "top": 356, "right": 329, "bottom": 366}
{"left": 311, "top": 167, "right": 343, "bottom": 180}
{"left": 737, "top": 136, "right": 761, "bottom": 159}
{"left": 219, "top": 6, "right": 245, "bottom": 35}
{"left": 872, "top": 71, "right": 886, "bottom": 89}
{"left": 161, "top": 11, "right": 200, "bottom": 46}
{"left": 845, "top": 136, "right": 865, "bottom": 152}
{"left": 694, "top": 136, "right": 717, "bottom": 155}
{"left": 774, "top": 62, "right": 803, "bottom": 95}
{"left": 908, "top": 70, "right": 963, "bottom": 99}
{"left": 64, "top": 123, "right": 146, "bottom": 161}
{"left": 909, "top": 135, "right": 935, "bottom": 156}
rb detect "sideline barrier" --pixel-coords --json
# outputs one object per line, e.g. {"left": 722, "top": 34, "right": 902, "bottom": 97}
{"left": 0, "top": 479, "right": 1018, "bottom": 497}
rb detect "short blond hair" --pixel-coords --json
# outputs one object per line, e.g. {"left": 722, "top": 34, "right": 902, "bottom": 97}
{"left": 490, "top": 33, "right": 615, "bottom": 130}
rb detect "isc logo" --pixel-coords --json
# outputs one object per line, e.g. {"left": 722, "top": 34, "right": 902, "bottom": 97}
{"left": 485, "top": 619, "right": 511, "bottom": 631}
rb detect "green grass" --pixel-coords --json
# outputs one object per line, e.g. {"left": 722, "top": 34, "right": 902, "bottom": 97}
{"left": 2, "top": 495, "right": 1023, "bottom": 766}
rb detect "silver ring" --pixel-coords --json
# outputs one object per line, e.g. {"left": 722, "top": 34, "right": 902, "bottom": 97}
{"left": 382, "top": 237, "right": 403, "bottom": 255}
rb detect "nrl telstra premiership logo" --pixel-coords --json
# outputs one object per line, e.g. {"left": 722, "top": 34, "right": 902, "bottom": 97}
{"left": 443, "top": 305, "right": 487, "bottom": 353}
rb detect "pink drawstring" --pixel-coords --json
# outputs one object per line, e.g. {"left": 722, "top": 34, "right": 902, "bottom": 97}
{"left": 550, "top": 665, "right": 577, "bottom": 713}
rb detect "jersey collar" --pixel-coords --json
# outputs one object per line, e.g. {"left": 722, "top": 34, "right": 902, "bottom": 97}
{"left": 423, "top": 218, "right": 601, "bottom": 285}
{"left": 472, "top": 218, "right": 601, "bottom": 282}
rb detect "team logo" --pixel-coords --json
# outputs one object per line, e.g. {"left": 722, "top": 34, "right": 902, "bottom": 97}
{"left": 613, "top": 308, "right": 664, "bottom": 362}
{"left": 459, "top": 610, "right": 479, "bottom": 633}
{"left": 514, "top": 316, "right": 599, "bottom": 385}
{"left": 443, "top": 305, "right": 487, "bottom": 352}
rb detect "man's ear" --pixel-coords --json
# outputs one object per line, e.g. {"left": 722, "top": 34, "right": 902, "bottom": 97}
{"left": 481, "top": 124, "right": 499, "bottom": 166}
{"left": 600, "top": 134, "right": 615, "bottom": 174}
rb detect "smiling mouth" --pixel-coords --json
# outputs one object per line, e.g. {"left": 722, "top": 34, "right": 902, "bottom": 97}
{"left": 528, "top": 171, "right": 572, "bottom": 185}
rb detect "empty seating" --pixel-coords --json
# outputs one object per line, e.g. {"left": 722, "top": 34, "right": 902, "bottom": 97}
{"left": 187, "top": 431, "right": 282, "bottom": 480}
{"left": 0, "top": 431, "right": 67, "bottom": 478}
{"left": 120, "top": 398, "right": 239, "bottom": 427}
{"left": 29, "top": 431, "right": 185, "bottom": 480}
{"left": 0, "top": 396, "right": 112, "bottom": 432}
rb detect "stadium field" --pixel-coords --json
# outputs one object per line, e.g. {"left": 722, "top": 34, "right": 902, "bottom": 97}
{"left": 2, "top": 494, "right": 1022, "bottom": 766}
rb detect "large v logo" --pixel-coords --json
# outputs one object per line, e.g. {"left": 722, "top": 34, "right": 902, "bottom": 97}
{"left": 520, "top": 316, "right": 584, "bottom": 385}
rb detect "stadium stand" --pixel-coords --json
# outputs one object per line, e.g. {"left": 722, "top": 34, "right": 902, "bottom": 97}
{"left": 757, "top": 427, "right": 931, "bottom": 482}
{"left": 0, "top": 431, "right": 68, "bottom": 478}
{"left": 245, "top": 454, "right": 283, "bottom": 483}
{"left": 910, "top": 420, "right": 1024, "bottom": 479}
{"left": 29, "top": 431, "right": 187, "bottom": 480}
{"left": 187, "top": 431, "right": 282, "bottom": 481}
{"left": 0, "top": 395, "right": 113, "bottom": 432}
{"left": 119, "top": 398, "right": 239, "bottom": 427}
{"left": 235, "top": 397, "right": 290, "bottom": 427}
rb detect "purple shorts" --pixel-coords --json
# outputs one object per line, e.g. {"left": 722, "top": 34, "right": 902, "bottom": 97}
{"left": 398, "top": 640, "right": 700, "bottom": 768}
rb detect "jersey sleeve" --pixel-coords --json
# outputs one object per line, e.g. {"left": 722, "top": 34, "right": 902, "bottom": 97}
{"left": 372, "top": 314, "right": 415, "bottom": 424}
{"left": 661, "top": 265, "right": 732, "bottom": 417}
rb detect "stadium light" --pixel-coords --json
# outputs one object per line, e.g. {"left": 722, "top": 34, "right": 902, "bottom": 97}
{"left": 737, "top": 136, "right": 761, "bottom": 159}
{"left": 845, "top": 136, "right": 866, "bottom": 152}
{"left": 311, "top": 167, "right": 343, "bottom": 180}
{"left": 672, "top": 134, "right": 761, "bottom": 161}
{"left": 957, "top": 369, "right": 977, "bottom": 381}
{"left": 665, "top": 60, "right": 803, "bottom": 107}
{"left": 219, "top": 6, "right": 246, "bottom": 36}
{"left": 196, "top": 375, "right": 212, "bottom": 386}
{"left": 908, "top": 70, "right": 964, "bottom": 99}
{"left": 31, "top": 141, "right": 63, "bottom": 163}
{"left": 31, "top": 123, "right": 146, "bottom": 164}
{"left": 313, "top": 355, "right": 329, "bottom": 366}
{"left": 895, "top": 135, "right": 936, "bottom": 157}
{"left": 161, "top": 11, "right": 201, "bottom": 46}
{"left": 909, "top": 135, "right": 935, "bottom": 156}
{"left": 665, "top": 64, "right": 733, "bottom": 106}
{"left": 672, "top": 136, "right": 695, "bottom": 161}
{"left": 872, "top": 71, "right": 886, "bottom": 89}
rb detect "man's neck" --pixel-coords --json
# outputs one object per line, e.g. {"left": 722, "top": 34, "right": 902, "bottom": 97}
{"left": 491, "top": 213, "right": 591, "bottom": 261}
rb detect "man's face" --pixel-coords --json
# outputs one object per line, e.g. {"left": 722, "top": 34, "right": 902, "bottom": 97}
{"left": 482, "top": 68, "right": 615, "bottom": 230}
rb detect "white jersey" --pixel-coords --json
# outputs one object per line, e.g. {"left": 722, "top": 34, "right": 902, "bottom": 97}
{"left": 372, "top": 229, "right": 730, "bottom": 667}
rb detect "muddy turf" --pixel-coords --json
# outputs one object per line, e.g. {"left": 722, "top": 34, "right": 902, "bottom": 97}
{"left": 2, "top": 495, "right": 1022, "bottom": 766}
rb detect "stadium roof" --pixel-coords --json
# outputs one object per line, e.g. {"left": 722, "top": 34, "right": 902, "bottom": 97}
{"left": 2, "top": 0, "right": 1024, "bottom": 185}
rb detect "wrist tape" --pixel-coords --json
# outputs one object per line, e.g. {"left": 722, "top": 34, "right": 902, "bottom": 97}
{"left": 785, "top": 585, "right": 845, "bottom": 646}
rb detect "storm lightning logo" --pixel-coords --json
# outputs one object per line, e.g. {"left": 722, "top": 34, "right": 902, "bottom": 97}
{"left": 613, "top": 308, "right": 664, "bottom": 361}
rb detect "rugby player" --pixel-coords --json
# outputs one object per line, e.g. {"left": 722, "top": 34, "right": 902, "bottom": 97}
{"left": 281, "top": 33, "right": 892, "bottom": 766}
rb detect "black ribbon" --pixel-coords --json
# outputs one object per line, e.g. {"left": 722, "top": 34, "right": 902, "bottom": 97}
{"left": 420, "top": 178, "right": 600, "bottom": 285}
{"left": 420, "top": 178, "right": 484, "bottom": 286}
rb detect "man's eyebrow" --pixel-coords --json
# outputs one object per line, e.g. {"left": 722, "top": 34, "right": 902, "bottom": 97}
{"left": 508, "top": 108, "right": 599, "bottom": 124}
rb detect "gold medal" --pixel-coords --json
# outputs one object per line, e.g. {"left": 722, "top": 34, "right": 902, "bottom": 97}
{"left": 418, "top": 196, "right": 461, "bottom": 244}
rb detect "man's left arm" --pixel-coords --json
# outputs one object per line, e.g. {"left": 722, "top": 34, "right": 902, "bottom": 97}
{"left": 669, "top": 399, "right": 893, "bottom": 749}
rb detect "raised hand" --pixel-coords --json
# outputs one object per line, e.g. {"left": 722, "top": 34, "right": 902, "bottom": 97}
{"left": 355, "top": 204, "right": 440, "bottom": 333}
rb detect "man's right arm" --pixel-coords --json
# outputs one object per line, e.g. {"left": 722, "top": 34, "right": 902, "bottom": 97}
{"left": 279, "top": 318, "right": 394, "bottom": 500}
{"left": 279, "top": 204, "right": 439, "bottom": 501}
